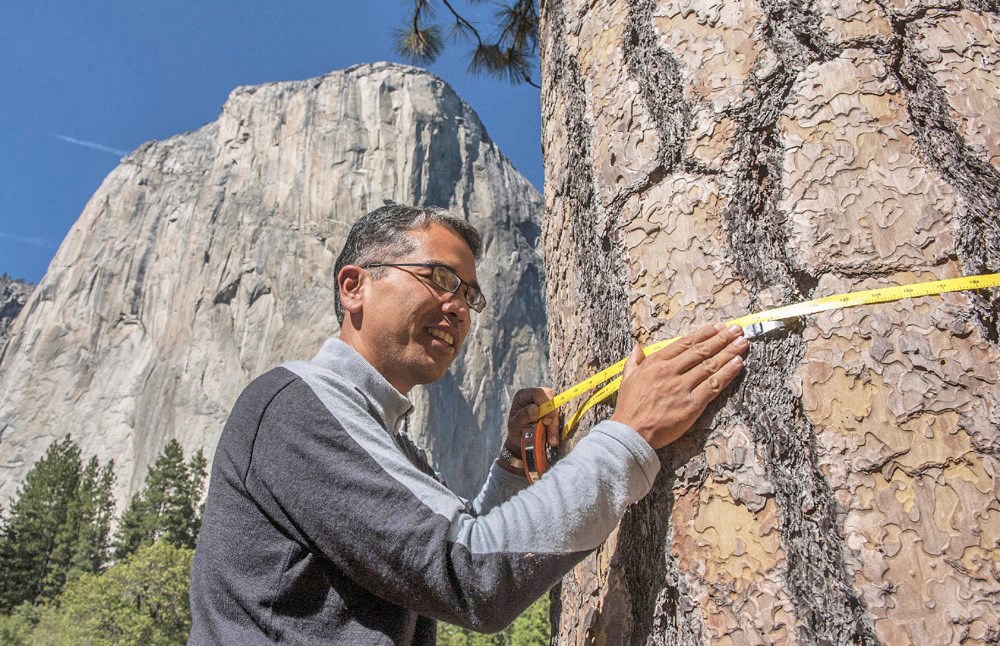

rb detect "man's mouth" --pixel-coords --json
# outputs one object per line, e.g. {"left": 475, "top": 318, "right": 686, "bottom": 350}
{"left": 428, "top": 328, "right": 455, "bottom": 347}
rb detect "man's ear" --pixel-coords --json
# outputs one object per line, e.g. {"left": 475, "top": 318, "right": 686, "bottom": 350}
{"left": 338, "top": 265, "right": 366, "bottom": 316}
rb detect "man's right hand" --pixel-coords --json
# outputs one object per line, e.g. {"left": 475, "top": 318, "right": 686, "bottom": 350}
{"left": 610, "top": 323, "right": 747, "bottom": 450}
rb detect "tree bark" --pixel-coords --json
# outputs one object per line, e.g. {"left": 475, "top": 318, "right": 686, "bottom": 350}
{"left": 540, "top": 0, "right": 1000, "bottom": 643}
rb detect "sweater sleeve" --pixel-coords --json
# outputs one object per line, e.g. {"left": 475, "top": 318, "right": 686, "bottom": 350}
{"left": 247, "top": 378, "right": 659, "bottom": 633}
{"left": 470, "top": 461, "right": 531, "bottom": 515}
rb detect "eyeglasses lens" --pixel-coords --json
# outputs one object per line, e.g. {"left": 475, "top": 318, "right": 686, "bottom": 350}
{"left": 432, "top": 266, "right": 485, "bottom": 313}
{"left": 431, "top": 266, "right": 460, "bottom": 292}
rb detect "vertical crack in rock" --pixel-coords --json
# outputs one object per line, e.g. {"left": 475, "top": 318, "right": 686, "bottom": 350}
{"left": 719, "top": 2, "right": 878, "bottom": 643}
{"left": 125, "top": 192, "right": 158, "bottom": 321}
{"left": 889, "top": 14, "right": 1000, "bottom": 340}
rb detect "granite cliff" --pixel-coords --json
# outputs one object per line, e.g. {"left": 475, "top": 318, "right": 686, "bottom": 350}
{"left": 0, "top": 62, "right": 546, "bottom": 506}
{"left": 0, "top": 276, "right": 34, "bottom": 350}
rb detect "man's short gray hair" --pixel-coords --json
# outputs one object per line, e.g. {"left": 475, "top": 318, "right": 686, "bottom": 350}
{"left": 333, "top": 204, "right": 483, "bottom": 323}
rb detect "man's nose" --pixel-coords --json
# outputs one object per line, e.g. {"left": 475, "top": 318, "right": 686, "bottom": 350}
{"left": 442, "top": 288, "right": 470, "bottom": 320}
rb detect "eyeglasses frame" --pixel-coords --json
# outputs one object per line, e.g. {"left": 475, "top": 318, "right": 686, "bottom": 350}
{"left": 360, "top": 262, "right": 486, "bottom": 313}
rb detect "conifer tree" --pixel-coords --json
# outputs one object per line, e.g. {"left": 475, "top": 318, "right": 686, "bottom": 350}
{"left": 68, "top": 457, "right": 116, "bottom": 578}
{"left": 41, "top": 456, "right": 116, "bottom": 599}
{"left": 113, "top": 439, "right": 207, "bottom": 559}
{"left": 0, "top": 437, "right": 81, "bottom": 611}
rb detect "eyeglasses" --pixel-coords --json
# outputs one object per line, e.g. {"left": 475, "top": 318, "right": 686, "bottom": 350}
{"left": 361, "top": 262, "right": 487, "bottom": 313}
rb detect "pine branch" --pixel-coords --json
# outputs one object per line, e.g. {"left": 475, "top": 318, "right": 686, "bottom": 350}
{"left": 394, "top": 0, "right": 540, "bottom": 87}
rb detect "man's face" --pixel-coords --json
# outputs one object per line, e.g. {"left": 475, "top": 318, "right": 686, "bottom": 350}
{"left": 356, "top": 222, "right": 479, "bottom": 393}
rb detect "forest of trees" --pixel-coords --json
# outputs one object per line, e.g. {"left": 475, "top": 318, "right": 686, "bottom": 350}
{"left": 0, "top": 438, "right": 206, "bottom": 643}
{"left": 0, "top": 437, "right": 550, "bottom": 644}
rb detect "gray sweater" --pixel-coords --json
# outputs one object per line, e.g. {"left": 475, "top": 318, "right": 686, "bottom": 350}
{"left": 188, "top": 338, "right": 659, "bottom": 644}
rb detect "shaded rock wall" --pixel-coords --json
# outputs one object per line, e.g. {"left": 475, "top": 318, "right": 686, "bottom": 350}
{"left": 0, "top": 62, "right": 546, "bottom": 505}
{"left": 0, "top": 277, "right": 34, "bottom": 350}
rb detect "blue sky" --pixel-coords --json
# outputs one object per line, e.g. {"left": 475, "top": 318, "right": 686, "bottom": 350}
{"left": 1, "top": 1, "right": 542, "bottom": 283}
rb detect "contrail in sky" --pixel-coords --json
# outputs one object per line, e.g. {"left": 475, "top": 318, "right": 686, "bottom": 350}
{"left": 0, "top": 231, "right": 59, "bottom": 250}
{"left": 48, "top": 133, "right": 128, "bottom": 157}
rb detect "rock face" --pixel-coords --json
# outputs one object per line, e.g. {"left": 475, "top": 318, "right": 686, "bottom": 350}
{"left": 0, "top": 62, "right": 546, "bottom": 507}
{"left": 0, "top": 277, "right": 34, "bottom": 350}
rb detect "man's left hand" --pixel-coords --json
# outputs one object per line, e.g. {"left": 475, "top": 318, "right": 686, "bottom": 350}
{"left": 505, "top": 387, "right": 559, "bottom": 455}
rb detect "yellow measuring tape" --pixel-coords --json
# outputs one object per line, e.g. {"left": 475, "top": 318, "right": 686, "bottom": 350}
{"left": 539, "top": 273, "right": 1000, "bottom": 439}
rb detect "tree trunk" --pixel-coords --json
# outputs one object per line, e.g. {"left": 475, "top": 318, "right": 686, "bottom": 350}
{"left": 539, "top": 0, "right": 1000, "bottom": 644}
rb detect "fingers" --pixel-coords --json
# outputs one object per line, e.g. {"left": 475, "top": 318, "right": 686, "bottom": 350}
{"left": 522, "top": 387, "right": 559, "bottom": 442}
{"left": 692, "top": 352, "right": 745, "bottom": 401}
{"left": 508, "top": 387, "right": 545, "bottom": 423}
{"left": 621, "top": 343, "right": 645, "bottom": 381}
{"left": 655, "top": 323, "right": 726, "bottom": 362}
{"left": 508, "top": 401, "right": 541, "bottom": 430}
{"left": 508, "top": 387, "right": 560, "bottom": 445}
{"left": 610, "top": 322, "right": 750, "bottom": 450}
{"left": 671, "top": 324, "right": 745, "bottom": 375}
{"left": 535, "top": 386, "right": 556, "bottom": 408}
{"left": 535, "top": 387, "right": 560, "bottom": 446}
{"left": 636, "top": 323, "right": 745, "bottom": 394}
{"left": 682, "top": 325, "right": 747, "bottom": 409}
{"left": 508, "top": 387, "right": 538, "bottom": 416}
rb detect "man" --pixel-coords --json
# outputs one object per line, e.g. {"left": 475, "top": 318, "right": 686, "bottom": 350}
{"left": 189, "top": 205, "right": 747, "bottom": 644}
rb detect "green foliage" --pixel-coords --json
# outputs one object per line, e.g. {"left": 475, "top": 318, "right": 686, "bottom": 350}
{"left": 509, "top": 592, "right": 549, "bottom": 645}
{"left": 0, "top": 603, "right": 40, "bottom": 646}
{"left": 438, "top": 593, "right": 550, "bottom": 645}
{"left": 113, "top": 439, "right": 207, "bottom": 560}
{"left": 1, "top": 435, "right": 548, "bottom": 644}
{"left": 68, "top": 457, "right": 116, "bottom": 577}
{"left": 0, "top": 439, "right": 198, "bottom": 643}
{"left": 396, "top": 19, "right": 444, "bottom": 63}
{"left": 0, "top": 272, "right": 27, "bottom": 285}
{"left": 395, "top": 0, "right": 539, "bottom": 87}
{"left": 0, "top": 436, "right": 115, "bottom": 612}
{"left": 438, "top": 622, "right": 504, "bottom": 646}
{"left": 29, "top": 542, "right": 194, "bottom": 645}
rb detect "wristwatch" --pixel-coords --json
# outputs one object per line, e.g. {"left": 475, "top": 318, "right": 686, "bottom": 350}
{"left": 497, "top": 443, "right": 525, "bottom": 472}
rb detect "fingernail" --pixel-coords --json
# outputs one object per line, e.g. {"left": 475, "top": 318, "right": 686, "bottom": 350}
{"left": 714, "top": 322, "right": 725, "bottom": 331}
{"left": 732, "top": 336, "right": 748, "bottom": 348}
{"left": 730, "top": 355, "right": 744, "bottom": 366}
{"left": 728, "top": 324, "right": 742, "bottom": 335}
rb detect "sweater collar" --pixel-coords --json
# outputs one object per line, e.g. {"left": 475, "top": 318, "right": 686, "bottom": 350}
{"left": 310, "top": 337, "right": 414, "bottom": 432}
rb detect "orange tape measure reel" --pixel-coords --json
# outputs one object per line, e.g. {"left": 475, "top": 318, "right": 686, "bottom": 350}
{"left": 520, "top": 422, "right": 552, "bottom": 483}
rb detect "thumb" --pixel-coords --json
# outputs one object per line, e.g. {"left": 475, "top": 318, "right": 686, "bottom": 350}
{"left": 621, "top": 343, "right": 645, "bottom": 381}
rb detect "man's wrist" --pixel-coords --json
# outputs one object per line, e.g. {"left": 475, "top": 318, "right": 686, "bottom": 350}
{"left": 497, "top": 440, "right": 525, "bottom": 475}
